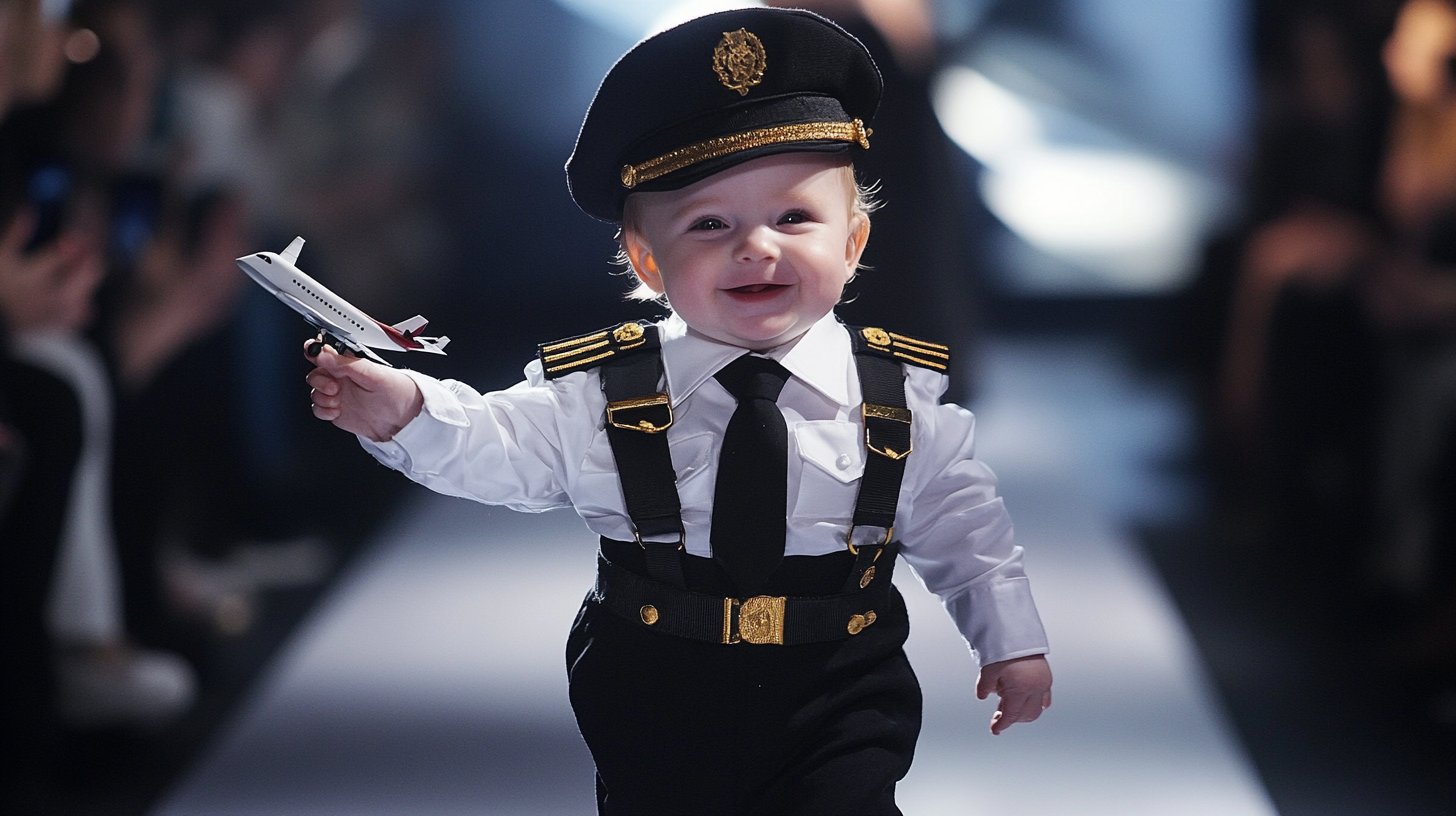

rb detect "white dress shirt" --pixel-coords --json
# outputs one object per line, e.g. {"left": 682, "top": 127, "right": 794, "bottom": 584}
{"left": 362, "top": 311, "right": 1048, "bottom": 665}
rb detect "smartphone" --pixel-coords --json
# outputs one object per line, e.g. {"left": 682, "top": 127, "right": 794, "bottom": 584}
{"left": 108, "top": 173, "right": 164, "bottom": 271}
{"left": 23, "top": 163, "right": 72, "bottom": 253}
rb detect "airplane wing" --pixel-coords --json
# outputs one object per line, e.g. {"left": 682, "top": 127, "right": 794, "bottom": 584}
{"left": 278, "top": 290, "right": 355, "bottom": 338}
{"left": 347, "top": 341, "right": 392, "bottom": 366}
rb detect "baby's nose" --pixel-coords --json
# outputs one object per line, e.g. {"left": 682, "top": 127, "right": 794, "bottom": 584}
{"left": 736, "top": 226, "right": 779, "bottom": 262}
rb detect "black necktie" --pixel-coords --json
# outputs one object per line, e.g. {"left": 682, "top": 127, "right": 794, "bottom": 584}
{"left": 711, "top": 355, "right": 791, "bottom": 596}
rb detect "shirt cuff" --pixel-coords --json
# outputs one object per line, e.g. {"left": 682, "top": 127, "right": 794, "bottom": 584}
{"left": 942, "top": 576, "right": 1050, "bottom": 666}
{"left": 356, "top": 369, "right": 467, "bottom": 469}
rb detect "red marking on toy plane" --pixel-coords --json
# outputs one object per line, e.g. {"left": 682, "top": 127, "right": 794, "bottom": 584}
{"left": 375, "top": 320, "right": 424, "bottom": 350}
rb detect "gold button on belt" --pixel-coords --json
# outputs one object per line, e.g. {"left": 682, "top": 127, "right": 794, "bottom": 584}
{"left": 847, "top": 610, "right": 878, "bottom": 635}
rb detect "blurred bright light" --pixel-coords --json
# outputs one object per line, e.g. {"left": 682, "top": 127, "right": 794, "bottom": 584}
{"left": 551, "top": 0, "right": 677, "bottom": 39}
{"left": 553, "top": 0, "right": 761, "bottom": 40}
{"left": 985, "top": 151, "right": 1187, "bottom": 252}
{"left": 933, "top": 66, "right": 1041, "bottom": 166}
{"left": 934, "top": 65, "right": 1218, "bottom": 292}
{"left": 982, "top": 149, "right": 1207, "bottom": 287}
{"left": 648, "top": 0, "right": 763, "bottom": 36}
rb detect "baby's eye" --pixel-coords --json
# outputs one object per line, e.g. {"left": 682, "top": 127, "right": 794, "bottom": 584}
{"left": 690, "top": 217, "right": 726, "bottom": 231}
{"left": 778, "top": 211, "right": 809, "bottom": 225}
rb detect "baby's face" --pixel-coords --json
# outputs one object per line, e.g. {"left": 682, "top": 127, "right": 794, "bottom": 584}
{"left": 623, "top": 153, "right": 868, "bottom": 350}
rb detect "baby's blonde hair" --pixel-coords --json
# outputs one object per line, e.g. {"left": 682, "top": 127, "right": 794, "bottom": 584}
{"left": 614, "top": 161, "right": 880, "bottom": 304}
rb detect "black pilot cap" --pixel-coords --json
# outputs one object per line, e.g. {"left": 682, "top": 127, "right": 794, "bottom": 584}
{"left": 566, "top": 7, "right": 882, "bottom": 223}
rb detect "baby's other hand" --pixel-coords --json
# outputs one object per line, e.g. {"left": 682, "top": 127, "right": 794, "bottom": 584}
{"left": 976, "top": 654, "right": 1052, "bottom": 735}
{"left": 304, "top": 341, "right": 423, "bottom": 442}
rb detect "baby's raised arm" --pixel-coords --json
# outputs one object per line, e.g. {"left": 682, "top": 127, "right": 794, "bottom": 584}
{"left": 304, "top": 342, "right": 423, "bottom": 442}
{"left": 976, "top": 654, "right": 1052, "bottom": 735}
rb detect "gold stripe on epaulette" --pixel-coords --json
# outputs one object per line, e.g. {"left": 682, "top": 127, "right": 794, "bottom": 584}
{"left": 890, "top": 341, "right": 948, "bottom": 360}
{"left": 540, "top": 331, "right": 609, "bottom": 354}
{"left": 888, "top": 332, "right": 948, "bottom": 351}
{"left": 546, "top": 349, "right": 615, "bottom": 373}
{"left": 893, "top": 351, "right": 947, "bottom": 371}
{"left": 617, "top": 340, "right": 646, "bottom": 352}
{"left": 542, "top": 338, "right": 610, "bottom": 363}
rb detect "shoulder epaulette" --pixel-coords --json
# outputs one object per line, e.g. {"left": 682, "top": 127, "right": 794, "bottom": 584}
{"left": 537, "top": 321, "right": 660, "bottom": 379}
{"left": 847, "top": 325, "right": 950, "bottom": 372}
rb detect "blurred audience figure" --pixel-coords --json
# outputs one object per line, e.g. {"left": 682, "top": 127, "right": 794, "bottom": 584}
{"left": 0, "top": 0, "right": 468, "bottom": 808}
{"left": 1368, "top": 0, "right": 1456, "bottom": 595}
{"left": 1217, "top": 0, "right": 1456, "bottom": 724}
{"left": 1219, "top": 2, "right": 1391, "bottom": 605}
{"left": 0, "top": 0, "right": 179, "bottom": 808}
{"left": 1366, "top": 0, "right": 1456, "bottom": 715}
{"left": 1, "top": 0, "right": 212, "bottom": 755}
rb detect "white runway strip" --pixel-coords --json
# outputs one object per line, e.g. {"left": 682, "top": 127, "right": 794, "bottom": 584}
{"left": 156, "top": 338, "right": 1276, "bottom": 816}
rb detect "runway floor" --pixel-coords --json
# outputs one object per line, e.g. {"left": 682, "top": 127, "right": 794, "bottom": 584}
{"left": 154, "top": 337, "right": 1277, "bottom": 815}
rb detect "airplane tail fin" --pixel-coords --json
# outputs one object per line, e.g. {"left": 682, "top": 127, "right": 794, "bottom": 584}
{"left": 280, "top": 236, "right": 305, "bottom": 266}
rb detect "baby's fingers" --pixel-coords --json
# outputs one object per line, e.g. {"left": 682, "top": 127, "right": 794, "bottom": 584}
{"left": 306, "top": 367, "right": 341, "bottom": 396}
{"left": 310, "top": 386, "right": 341, "bottom": 408}
{"left": 990, "top": 690, "right": 1045, "bottom": 735}
{"left": 305, "top": 362, "right": 346, "bottom": 420}
{"left": 311, "top": 400, "right": 342, "bottom": 421}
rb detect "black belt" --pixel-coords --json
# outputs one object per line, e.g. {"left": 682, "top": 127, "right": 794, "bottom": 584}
{"left": 591, "top": 546, "right": 897, "bottom": 646}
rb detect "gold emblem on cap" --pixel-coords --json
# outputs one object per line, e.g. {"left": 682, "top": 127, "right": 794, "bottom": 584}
{"left": 613, "top": 322, "right": 644, "bottom": 343}
{"left": 862, "top": 327, "right": 891, "bottom": 347}
{"left": 640, "top": 605, "right": 659, "bottom": 625}
{"left": 713, "top": 29, "right": 767, "bottom": 96}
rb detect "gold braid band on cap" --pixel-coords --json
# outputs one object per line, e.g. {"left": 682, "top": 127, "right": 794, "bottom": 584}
{"left": 621, "top": 119, "right": 872, "bottom": 188}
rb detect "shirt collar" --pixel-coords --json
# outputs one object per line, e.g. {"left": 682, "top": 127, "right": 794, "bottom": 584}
{"left": 658, "top": 311, "right": 852, "bottom": 407}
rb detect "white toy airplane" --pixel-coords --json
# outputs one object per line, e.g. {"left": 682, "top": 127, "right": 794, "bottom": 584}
{"left": 236, "top": 237, "right": 448, "bottom": 366}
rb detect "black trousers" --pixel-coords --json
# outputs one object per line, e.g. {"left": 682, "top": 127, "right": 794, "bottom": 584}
{"left": 566, "top": 543, "right": 922, "bottom": 816}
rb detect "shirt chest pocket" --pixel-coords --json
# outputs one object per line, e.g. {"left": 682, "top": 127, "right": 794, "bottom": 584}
{"left": 791, "top": 420, "right": 864, "bottom": 521}
{"left": 576, "top": 429, "right": 716, "bottom": 496}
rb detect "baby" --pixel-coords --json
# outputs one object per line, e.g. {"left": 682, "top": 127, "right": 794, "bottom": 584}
{"left": 305, "top": 8, "right": 1050, "bottom": 815}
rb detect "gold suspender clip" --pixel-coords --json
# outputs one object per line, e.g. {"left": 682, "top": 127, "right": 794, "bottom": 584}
{"left": 632, "top": 524, "right": 685, "bottom": 551}
{"left": 861, "top": 402, "right": 912, "bottom": 460}
{"left": 846, "top": 525, "right": 892, "bottom": 556}
{"left": 607, "top": 393, "right": 674, "bottom": 433}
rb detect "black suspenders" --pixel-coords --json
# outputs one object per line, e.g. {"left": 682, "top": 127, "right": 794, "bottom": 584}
{"left": 598, "top": 326, "right": 688, "bottom": 588}
{"left": 598, "top": 324, "right": 916, "bottom": 591}
{"left": 842, "top": 347, "right": 910, "bottom": 591}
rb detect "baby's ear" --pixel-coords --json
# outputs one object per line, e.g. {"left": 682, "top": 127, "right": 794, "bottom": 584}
{"left": 846, "top": 214, "right": 871, "bottom": 268}
{"left": 621, "top": 229, "right": 664, "bottom": 293}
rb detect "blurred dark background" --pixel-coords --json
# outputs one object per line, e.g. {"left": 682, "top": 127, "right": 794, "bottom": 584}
{"left": 1, "top": 0, "right": 1454, "bottom": 813}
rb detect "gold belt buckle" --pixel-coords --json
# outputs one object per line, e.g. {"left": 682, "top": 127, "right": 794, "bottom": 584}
{"left": 722, "top": 596, "right": 786, "bottom": 645}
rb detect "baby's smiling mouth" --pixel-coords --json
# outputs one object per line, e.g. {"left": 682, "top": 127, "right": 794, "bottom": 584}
{"left": 725, "top": 283, "right": 788, "bottom": 295}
